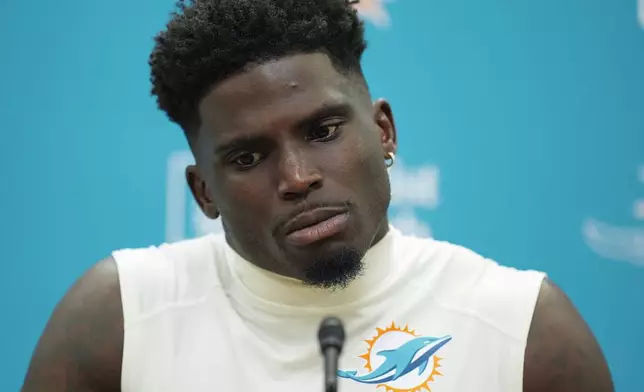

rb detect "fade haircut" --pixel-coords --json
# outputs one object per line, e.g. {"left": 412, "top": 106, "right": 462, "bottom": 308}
{"left": 149, "top": 0, "right": 368, "bottom": 135}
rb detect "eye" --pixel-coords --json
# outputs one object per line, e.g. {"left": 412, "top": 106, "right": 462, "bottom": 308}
{"left": 230, "top": 152, "right": 263, "bottom": 169}
{"left": 306, "top": 122, "right": 343, "bottom": 142}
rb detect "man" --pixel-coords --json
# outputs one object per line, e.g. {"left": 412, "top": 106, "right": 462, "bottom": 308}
{"left": 22, "top": 0, "right": 613, "bottom": 391}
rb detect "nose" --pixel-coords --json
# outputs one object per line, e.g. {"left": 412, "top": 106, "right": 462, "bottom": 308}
{"left": 277, "top": 148, "right": 323, "bottom": 201}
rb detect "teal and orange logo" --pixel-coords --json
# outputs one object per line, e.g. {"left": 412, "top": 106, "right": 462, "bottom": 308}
{"left": 339, "top": 322, "right": 452, "bottom": 391}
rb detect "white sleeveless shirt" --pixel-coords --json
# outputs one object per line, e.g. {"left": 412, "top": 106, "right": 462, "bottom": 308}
{"left": 113, "top": 227, "right": 545, "bottom": 392}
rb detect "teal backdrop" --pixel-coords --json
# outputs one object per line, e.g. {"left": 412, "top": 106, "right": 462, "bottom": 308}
{"left": 1, "top": 1, "right": 643, "bottom": 391}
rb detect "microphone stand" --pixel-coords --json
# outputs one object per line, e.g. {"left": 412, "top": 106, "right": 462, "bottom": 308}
{"left": 318, "top": 316, "right": 345, "bottom": 392}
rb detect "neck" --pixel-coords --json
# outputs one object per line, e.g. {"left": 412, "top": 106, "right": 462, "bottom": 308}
{"left": 222, "top": 223, "right": 400, "bottom": 308}
{"left": 225, "top": 217, "right": 391, "bottom": 282}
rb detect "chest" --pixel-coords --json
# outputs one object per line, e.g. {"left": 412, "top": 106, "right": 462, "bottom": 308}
{"left": 124, "top": 301, "right": 522, "bottom": 392}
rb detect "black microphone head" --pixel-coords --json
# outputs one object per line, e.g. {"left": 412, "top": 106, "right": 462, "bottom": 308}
{"left": 318, "top": 316, "right": 345, "bottom": 353}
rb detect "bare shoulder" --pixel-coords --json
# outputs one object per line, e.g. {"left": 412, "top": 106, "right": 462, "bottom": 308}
{"left": 21, "top": 257, "right": 123, "bottom": 392}
{"left": 524, "top": 278, "right": 613, "bottom": 392}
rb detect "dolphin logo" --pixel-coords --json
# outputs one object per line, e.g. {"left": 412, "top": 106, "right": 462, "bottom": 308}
{"left": 338, "top": 335, "right": 452, "bottom": 384}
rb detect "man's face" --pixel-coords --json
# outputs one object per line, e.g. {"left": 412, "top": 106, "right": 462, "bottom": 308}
{"left": 187, "top": 52, "right": 397, "bottom": 288}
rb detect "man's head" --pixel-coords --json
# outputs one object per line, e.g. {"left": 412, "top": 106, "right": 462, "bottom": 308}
{"left": 149, "top": 0, "right": 397, "bottom": 289}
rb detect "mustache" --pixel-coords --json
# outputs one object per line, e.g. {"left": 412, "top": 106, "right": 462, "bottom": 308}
{"left": 274, "top": 201, "right": 351, "bottom": 234}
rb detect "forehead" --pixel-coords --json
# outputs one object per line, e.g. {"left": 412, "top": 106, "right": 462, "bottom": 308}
{"left": 197, "top": 53, "right": 356, "bottom": 138}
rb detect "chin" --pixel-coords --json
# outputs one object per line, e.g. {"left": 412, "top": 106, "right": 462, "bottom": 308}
{"left": 300, "top": 245, "right": 365, "bottom": 290}
{"left": 277, "top": 217, "right": 373, "bottom": 283}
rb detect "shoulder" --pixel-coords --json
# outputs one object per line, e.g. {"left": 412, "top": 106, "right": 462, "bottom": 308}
{"left": 524, "top": 278, "right": 614, "bottom": 392}
{"left": 393, "top": 233, "right": 547, "bottom": 343}
{"left": 112, "top": 234, "right": 221, "bottom": 272}
{"left": 414, "top": 237, "right": 614, "bottom": 391}
{"left": 405, "top": 236, "right": 546, "bottom": 333}
{"left": 22, "top": 257, "right": 123, "bottom": 392}
{"left": 111, "top": 234, "right": 226, "bottom": 327}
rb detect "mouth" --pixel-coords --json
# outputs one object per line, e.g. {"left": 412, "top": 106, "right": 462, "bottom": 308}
{"left": 283, "top": 207, "right": 350, "bottom": 246}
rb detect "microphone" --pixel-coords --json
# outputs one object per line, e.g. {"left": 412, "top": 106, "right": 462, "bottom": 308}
{"left": 318, "top": 316, "right": 345, "bottom": 392}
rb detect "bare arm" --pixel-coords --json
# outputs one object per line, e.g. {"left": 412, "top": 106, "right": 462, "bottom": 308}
{"left": 524, "top": 278, "right": 614, "bottom": 392}
{"left": 21, "top": 257, "right": 123, "bottom": 392}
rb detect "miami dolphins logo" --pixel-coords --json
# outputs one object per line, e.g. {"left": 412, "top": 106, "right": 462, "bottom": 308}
{"left": 339, "top": 322, "right": 452, "bottom": 391}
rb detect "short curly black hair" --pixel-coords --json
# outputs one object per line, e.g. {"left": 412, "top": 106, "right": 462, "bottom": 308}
{"left": 149, "top": 0, "right": 368, "bottom": 135}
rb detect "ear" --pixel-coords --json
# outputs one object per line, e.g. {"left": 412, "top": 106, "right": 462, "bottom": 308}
{"left": 186, "top": 165, "right": 220, "bottom": 220}
{"left": 373, "top": 99, "right": 397, "bottom": 156}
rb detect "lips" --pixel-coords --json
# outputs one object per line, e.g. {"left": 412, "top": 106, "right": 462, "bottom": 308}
{"left": 284, "top": 207, "right": 347, "bottom": 234}
{"left": 282, "top": 206, "right": 350, "bottom": 246}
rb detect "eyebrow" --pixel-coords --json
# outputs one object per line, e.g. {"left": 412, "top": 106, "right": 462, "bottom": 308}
{"left": 213, "top": 101, "right": 354, "bottom": 156}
